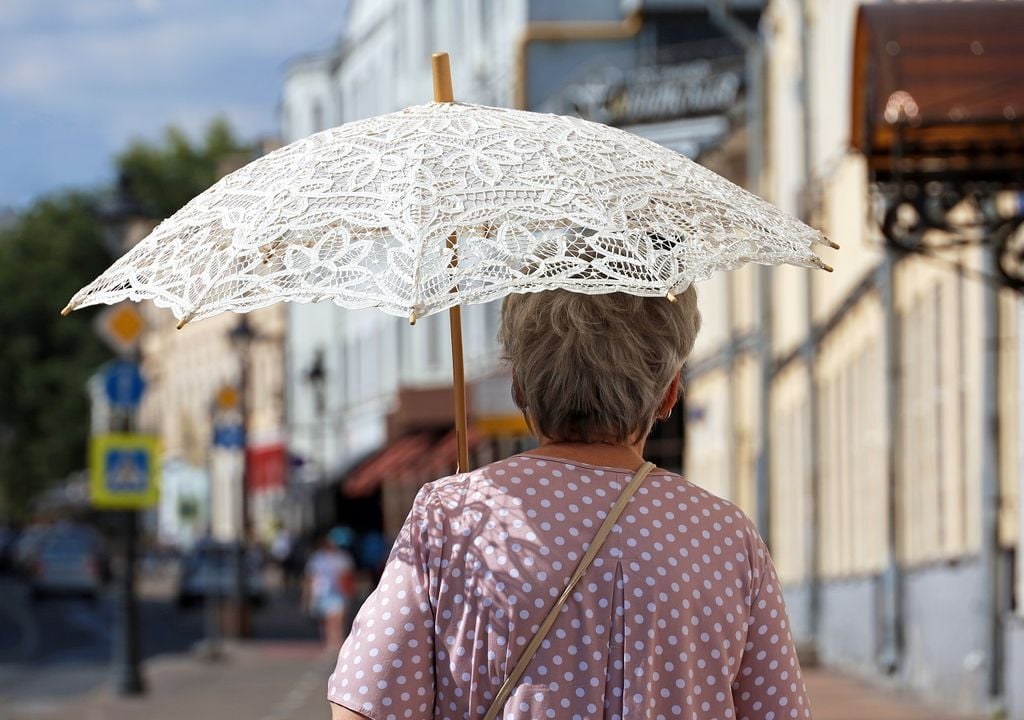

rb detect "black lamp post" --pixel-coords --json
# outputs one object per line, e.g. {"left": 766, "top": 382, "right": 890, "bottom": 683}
{"left": 227, "top": 314, "right": 256, "bottom": 638}
{"left": 99, "top": 177, "right": 147, "bottom": 696}
{"left": 306, "top": 347, "right": 327, "bottom": 484}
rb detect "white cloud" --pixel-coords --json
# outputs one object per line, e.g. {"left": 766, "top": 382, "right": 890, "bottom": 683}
{"left": 1, "top": 4, "right": 346, "bottom": 107}
{"left": 0, "top": 1, "right": 347, "bottom": 205}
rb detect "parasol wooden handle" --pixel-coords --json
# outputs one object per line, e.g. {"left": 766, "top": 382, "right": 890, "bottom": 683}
{"left": 432, "top": 52, "right": 470, "bottom": 474}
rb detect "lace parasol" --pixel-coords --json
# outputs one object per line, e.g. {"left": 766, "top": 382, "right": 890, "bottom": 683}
{"left": 64, "top": 53, "right": 835, "bottom": 469}
{"left": 63, "top": 92, "right": 832, "bottom": 328}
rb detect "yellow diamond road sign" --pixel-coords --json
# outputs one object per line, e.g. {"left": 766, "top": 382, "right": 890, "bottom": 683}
{"left": 95, "top": 302, "right": 145, "bottom": 356}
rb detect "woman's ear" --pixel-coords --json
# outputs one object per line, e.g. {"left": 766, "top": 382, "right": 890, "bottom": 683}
{"left": 657, "top": 373, "right": 681, "bottom": 419}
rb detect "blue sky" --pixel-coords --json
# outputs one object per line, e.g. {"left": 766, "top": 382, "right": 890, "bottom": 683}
{"left": 0, "top": 0, "right": 347, "bottom": 209}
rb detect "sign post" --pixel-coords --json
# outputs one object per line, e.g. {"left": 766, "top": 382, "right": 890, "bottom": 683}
{"left": 94, "top": 349, "right": 151, "bottom": 697}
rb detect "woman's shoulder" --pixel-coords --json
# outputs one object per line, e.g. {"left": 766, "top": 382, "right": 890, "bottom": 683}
{"left": 422, "top": 455, "right": 757, "bottom": 529}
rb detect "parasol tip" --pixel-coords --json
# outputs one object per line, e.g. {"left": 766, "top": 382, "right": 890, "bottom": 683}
{"left": 666, "top": 292, "right": 677, "bottom": 303}
{"left": 821, "top": 262, "right": 834, "bottom": 273}
{"left": 409, "top": 311, "right": 417, "bottom": 326}
{"left": 432, "top": 52, "right": 454, "bottom": 104}
{"left": 60, "top": 302, "right": 75, "bottom": 317}
{"left": 176, "top": 312, "right": 196, "bottom": 330}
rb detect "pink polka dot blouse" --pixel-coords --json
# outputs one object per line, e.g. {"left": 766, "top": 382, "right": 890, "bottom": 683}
{"left": 328, "top": 455, "right": 811, "bottom": 720}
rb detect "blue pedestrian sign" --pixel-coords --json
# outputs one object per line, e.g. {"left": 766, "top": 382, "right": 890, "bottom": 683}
{"left": 103, "top": 360, "right": 146, "bottom": 409}
{"left": 90, "top": 434, "right": 160, "bottom": 509}
{"left": 213, "top": 423, "right": 245, "bottom": 449}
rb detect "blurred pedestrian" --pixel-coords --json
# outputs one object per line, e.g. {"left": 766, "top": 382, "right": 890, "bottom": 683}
{"left": 355, "top": 530, "right": 388, "bottom": 582}
{"left": 282, "top": 535, "right": 308, "bottom": 594}
{"left": 303, "top": 529, "right": 355, "bottom": 650}
{"left": 269, "top": 524, "right": 293, "bottom": 580}
{"left": 327, "top": 290, "right": 811, "bottom": 720}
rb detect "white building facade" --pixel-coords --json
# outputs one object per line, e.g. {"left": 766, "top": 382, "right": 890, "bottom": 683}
{"left": 280, "top": 0, "right": 527, "bottom": 519}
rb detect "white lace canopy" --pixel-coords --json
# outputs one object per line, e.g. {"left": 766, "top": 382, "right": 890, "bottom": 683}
{"left": 66, "top": 101, "right": 831, "bottom": 324}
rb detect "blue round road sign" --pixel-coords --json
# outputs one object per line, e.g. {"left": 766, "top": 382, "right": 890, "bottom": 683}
{"left": 103, "top": 360, "right": 145, "bottom": 409}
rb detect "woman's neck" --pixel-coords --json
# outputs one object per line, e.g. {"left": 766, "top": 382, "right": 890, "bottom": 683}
{"left": 523, "top": 437, "right": 649, "bottom": 472}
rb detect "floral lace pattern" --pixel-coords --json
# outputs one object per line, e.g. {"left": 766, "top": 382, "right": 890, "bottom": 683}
{"left": 67, "top": 102, "right": 828, "bottom": 323}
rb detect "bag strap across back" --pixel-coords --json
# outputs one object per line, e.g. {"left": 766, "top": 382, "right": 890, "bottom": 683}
{"left": 481, "top": 461, "right": 657, "bottom": 720}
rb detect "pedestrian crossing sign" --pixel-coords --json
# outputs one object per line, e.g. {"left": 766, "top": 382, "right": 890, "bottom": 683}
{"left": 89, "top": 434, "right": 160, "bottom": 509}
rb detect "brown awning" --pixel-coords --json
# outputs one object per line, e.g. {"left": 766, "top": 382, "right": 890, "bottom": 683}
{"left": 341, "top": 427, "right": 485, "bottom": 498}
{"left": 342, "top": 433, "right": 434, "bottom": 498}
{"left": 850, "top": 1, "right": 1024, "bottom": 177}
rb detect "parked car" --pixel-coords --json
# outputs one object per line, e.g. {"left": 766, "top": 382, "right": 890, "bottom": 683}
{"left": 30, "top": 523, "right": 109, "bottom": 599}
{"left": 175, "top": 541, "right": 267, "bottom": 609}
{"left": 13, "top": 524, "right": 52, "bottom": 575}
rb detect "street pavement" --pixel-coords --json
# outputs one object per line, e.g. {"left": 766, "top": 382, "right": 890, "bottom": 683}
{"left": 0, "top": 567, "right": 985, "bottom": 720}
{"left": 0, "top": 562, "right": 319, "bottom": 718}
{"left": 2, "top": 641, "right": 986, "bottom": 720}
{"left": 803, "top": 668, "right": 983, "bottom": 720}
{"left": 2, "top": 639, "right": 335, "bottom": 720}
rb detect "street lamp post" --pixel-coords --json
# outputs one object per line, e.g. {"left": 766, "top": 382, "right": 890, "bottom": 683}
{"left": 306, "top": 347, "right": 327, "bottom": 484}
{"left": 99, "top": 181, "right": 148, "bottom": 696}
{"left": 227, "top": 315, "right": 256, "bottom": 638}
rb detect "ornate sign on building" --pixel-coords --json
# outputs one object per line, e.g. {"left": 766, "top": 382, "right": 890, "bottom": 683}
{"left": 559, "top": 56, "right": 745, "bottom": 128}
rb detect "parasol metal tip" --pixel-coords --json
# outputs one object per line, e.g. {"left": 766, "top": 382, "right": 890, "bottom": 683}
{"left": 60, "top": 302, "right": 75, "bottom": 317}
{"left": 666, "top": 292, "right": 677, "bottom": 303}
{"left": 409, "top": 311, "right": 417, "bottom": 326}
{"left": 821, "top": 262, "right": 834, "bottom": 273}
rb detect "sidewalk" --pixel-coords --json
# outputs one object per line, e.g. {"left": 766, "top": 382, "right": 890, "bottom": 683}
{"left": 2, "top": 640, "right": 336, "bottom": 720}
{"left": 4, "top": 643, "right": 984, "bottom": 720}
{"left": 804, "top": 667, "right": 983, "bottom": 720}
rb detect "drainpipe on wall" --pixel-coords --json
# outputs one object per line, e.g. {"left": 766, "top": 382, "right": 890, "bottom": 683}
{"left": 1017, "top": 288, "right": 1024, "bottom": 647}
{"left": 708, "top": 0, "right": 771, "bottom": 542}
{"left": 979, "top": 235, "right": 1003, "bottom": 702}
{"left": 798, "top": 0, "right": 822, "bottom": 653}
{"left": 878, "top": 246, "right": 904, "bottom": 675}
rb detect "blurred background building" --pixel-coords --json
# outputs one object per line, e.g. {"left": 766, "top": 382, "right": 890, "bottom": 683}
{"left": 273, "top": 1, "right": 1024, "bottom": 717}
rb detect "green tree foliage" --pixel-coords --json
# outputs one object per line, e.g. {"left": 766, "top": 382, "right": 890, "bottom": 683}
{"left": 116, "top": 117, "right": 253, "bottom": 218}
{"left": 0, "top": 118, "right": 252, "bottom": 520}
{"left": 0, "top": 194, "right": 112, "bottom": 520}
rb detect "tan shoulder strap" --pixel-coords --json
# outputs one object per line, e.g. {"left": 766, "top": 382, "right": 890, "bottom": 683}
{"left": 482, "top": 461, "right": 657, "bottom": 720}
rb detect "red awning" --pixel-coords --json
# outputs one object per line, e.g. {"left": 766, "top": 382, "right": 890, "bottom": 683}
{"left": 419, "top": 426, "right": 484, "bottom": 479}
{"left": 341, "top": 427, "right": 487, "bottom": 498}
{"left": 850, "top": 1, "right": 1024, "bottom": 178}
{"left": 342, "top": 434, "right": 434, "bottom": 498}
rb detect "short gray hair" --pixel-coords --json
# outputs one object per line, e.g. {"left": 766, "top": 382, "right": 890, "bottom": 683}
{"left": 498, "top": 287, "right": 701, "bottom": 444}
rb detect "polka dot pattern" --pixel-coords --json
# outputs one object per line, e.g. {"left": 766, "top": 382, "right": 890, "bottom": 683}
{"left": 328, "top": 455, "right": 811, "bottom": 719}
